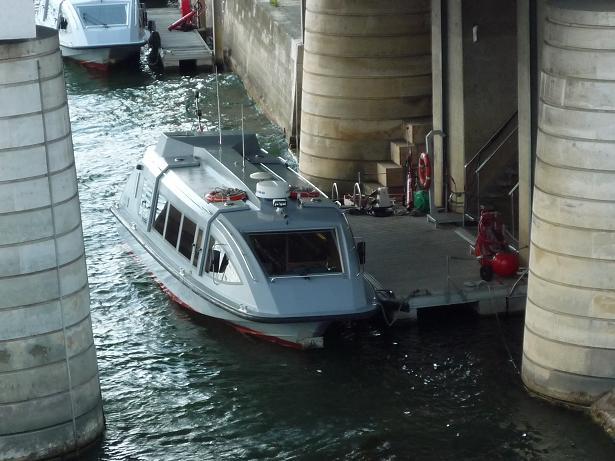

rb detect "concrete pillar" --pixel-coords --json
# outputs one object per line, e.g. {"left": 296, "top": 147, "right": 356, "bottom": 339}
{"left": 0, "top": 27, "right": 105, "bottom": 460}
{"left": 522, "top": 0, "right": 615, "bottom": 405}
{"left": 431, "top": 0, "right": 445, "bottom": 207}
{"left": 299, "top": 0, "right": 432, "bottom": 192}
{"left": 517, "top": 0, "right": 537, "bottom": 263}
{"left": 212, "top": 0, "right": 224, "bottom": 65}
{"left": 289, "top": 40, "right": 304, "bottom": 147}
{"left": 445, "top": 0, "right": 465, "bottom": 211}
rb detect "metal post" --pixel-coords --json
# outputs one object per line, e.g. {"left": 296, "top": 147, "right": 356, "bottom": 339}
{"left": 241, "top": 104, "right": 245, "bottom": 170}
{"left": 300, "top": 0, "right": 305, "bottom": 43}
{"left": 476, "top": 171, "right": 480, "bottom": 219}
{"left": 426, "top": 130, "right": 446, "bottom": 219}
{"left": 211, "top": 0, "right": 217, "bottom": 63}
{"left": 215, "top": 66, "right": 222, "bottom": 146}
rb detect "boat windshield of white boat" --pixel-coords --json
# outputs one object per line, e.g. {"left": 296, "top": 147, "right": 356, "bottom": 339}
{"left": 78, "top": 2, "right": 128, "bottom": 27}
{"left": 247, "top": 230, "right": 343, "bottom": 277}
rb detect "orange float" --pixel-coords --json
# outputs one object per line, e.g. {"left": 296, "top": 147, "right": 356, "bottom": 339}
{"left": 418, "top": 152, "right": 431, "bottom": 190}
{"left": 205, "top": 188, "right": 247, "bottom": 203}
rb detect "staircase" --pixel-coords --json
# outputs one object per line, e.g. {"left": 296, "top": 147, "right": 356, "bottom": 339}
{"left": 462, "top": 112, "right": 519, "bottom": 245}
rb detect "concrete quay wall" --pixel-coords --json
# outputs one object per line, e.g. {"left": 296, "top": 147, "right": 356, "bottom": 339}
{"left": 215, "top": 0, "right": 302, "bottom": 140}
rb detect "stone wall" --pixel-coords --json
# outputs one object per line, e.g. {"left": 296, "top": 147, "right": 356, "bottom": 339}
{"left": 214, "top": 0, "right": 303, "bottom": 139}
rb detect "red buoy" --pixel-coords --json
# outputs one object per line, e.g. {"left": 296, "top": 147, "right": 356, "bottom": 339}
{"left": 491, "top": 252, "right": 519, "bottom": 277}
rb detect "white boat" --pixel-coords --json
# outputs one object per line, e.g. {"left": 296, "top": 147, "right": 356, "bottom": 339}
{"left": 36, "top": 0, "right": 147, "bottom": 68}
{"left": 111, "top": 132, "right": 380, "bottom": 349}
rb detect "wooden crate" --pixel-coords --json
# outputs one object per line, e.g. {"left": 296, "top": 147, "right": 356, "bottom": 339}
{"left": 403, "top": 121, "right": 432, "bottom": 145}
{"left": 377, "top": 162, "right": 404, "bottom": 187}
{"left": 390, "top": 140, "right": 411, "bottom": 166}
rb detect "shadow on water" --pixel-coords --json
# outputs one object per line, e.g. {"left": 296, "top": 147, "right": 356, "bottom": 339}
{"left": 63, "top": 59, "right": 154, "bottom": 95}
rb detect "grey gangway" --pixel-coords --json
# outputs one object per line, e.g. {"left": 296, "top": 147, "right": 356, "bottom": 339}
{"left": 0, "top": 27, "right": 104, "bottom": 460}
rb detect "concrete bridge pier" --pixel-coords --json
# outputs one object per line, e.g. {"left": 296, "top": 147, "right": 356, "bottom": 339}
{"left": 0, "top": 14, "right": 105, "bottom": 461}
{"left": 522, "top": 0, "right": 615, "bottom": 406}
{"left": 298, "top": 0, "right": 433, "bottom": 193}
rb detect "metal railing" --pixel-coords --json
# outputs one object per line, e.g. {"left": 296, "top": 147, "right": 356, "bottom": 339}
{"left": 464, "top": 112, "right": 518, "bottom": 224}
{"left": 508, "top": 181, "right": 519, "bottom": 242}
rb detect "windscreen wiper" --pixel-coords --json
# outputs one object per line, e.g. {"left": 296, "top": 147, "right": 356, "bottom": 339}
{"left": 83, "top": 13, "right": 108, "bottom": 28}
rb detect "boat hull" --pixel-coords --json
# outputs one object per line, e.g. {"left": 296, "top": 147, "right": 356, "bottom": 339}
{"left": 61, "top": 44, "right": 142, "bottom": 68}
{"left": 117, "top": 225, "right": 328, "bottom": 349}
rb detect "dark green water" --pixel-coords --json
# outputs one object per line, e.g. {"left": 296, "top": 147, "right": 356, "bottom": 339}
{"left": 63, "top": 61, "right": 614, "bottom": 460}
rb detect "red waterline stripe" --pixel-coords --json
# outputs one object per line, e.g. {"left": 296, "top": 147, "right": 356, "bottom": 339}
{"left": 230, "top": 323, "right": 305, "bottom": 350}
{"left": 80, "top": 61, "right": 110, "bottom": 72}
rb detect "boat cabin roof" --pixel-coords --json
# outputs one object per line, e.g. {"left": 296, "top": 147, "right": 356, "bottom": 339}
{"left": 142, "top": 132, "right": 340, "bottom": 233}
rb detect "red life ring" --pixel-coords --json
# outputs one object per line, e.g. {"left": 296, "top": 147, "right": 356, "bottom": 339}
{"left": 289, "top": 187, "right": 320, "bottom": 200}
{"left": 205, "top": 188, "right": 247, "bottom": 203}
{"left": 418, "top": 152, "right": 431, "bottom": 190}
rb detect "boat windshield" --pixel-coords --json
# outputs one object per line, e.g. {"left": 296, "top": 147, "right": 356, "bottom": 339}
{"left": 78, "top": 4, "right": 128, "bottom": 27}
{"left": 247, "top": 230, "right": 342, "bottom": 277}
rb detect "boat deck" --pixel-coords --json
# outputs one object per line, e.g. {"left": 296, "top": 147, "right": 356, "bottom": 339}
{"left": 166, "top": 132, "right": 321, "bottom": 204}
{"left": 148, "top": 7, "right": 213, "bottom": 70}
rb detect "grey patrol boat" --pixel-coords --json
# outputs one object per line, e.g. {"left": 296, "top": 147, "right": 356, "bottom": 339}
{"left": 112, "top": 132, "right": 380, "bottom": 349}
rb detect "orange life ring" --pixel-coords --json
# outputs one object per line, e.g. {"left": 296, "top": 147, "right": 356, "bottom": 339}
{"left": 205, "top": 188, "right": 247, "bottom": 203}
{"left": 418, "top": 152, "right": 431, "bottom": 190}
{"left": 289, "top": 187, "right": 320, "bottom": 200}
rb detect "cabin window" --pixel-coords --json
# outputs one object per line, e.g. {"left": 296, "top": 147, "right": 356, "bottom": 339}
{"left": 138, "top": 176, "right": 154, "bottom": 224}
{"left": 153, "top": 195, "right": 168, "bottom": 235}
{"left": 205, "top": 237, "right": 241, "bottom": 284}
{"left": 78, "top": 4, "right": 128, "bottom": 27}
{"left": 178, "top": 216, "right": 197, "bottom": 260}
{"left": 247, "top": 230, "right": 342, "bottom": 277}
{"left": 192, "top": 228, "right": 204, "bottom": 268}
{"left": 164, "top": 205, "right": 182, "bottom": 248}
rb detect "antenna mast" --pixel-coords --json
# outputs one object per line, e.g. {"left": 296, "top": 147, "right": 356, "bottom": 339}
{"left": 194, "top": 90, "right": 203, "bottom": 132}
{"left": 241, "top": 104, "right": 245, "bottom": 170}
{"left": 215, "top": 67, "right": 222, "bottom": 145}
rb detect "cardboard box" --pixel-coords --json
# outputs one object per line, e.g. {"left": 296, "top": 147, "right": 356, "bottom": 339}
{"left": 403, "top": 121, "right": 432, "bottom": 145}
{"left": 377, "top": 162, "right": 404, "bottom": 187}
{"left": 390, "top": 140, "right": 412, "bottom": 166}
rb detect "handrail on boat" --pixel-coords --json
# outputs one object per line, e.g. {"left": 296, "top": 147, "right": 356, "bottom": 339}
{"left": 217, "top": 220, "right": 257, "bottom": 282}
{"left": 199, "top": 205, "right": 248, "bottom": 277}
{"left": 147, "top": 165, "right": 171, "bottom": 232}
{"left": 276, "top": 156, "right": 330, "bottom": 199}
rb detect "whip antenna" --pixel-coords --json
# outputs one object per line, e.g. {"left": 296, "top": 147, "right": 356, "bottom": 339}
{"left": 241, "top": 104, "right": 245, "bottom": 170}
{"left": 215, "top": 67, "right": 222, "bottom": 145}
{"left": 194, "top": 90, "right": 203, "bottom": 132}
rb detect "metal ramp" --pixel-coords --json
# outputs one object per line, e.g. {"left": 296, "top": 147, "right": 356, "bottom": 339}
{"left": 148, "top": 8, "right": 214, "bottom": 71}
